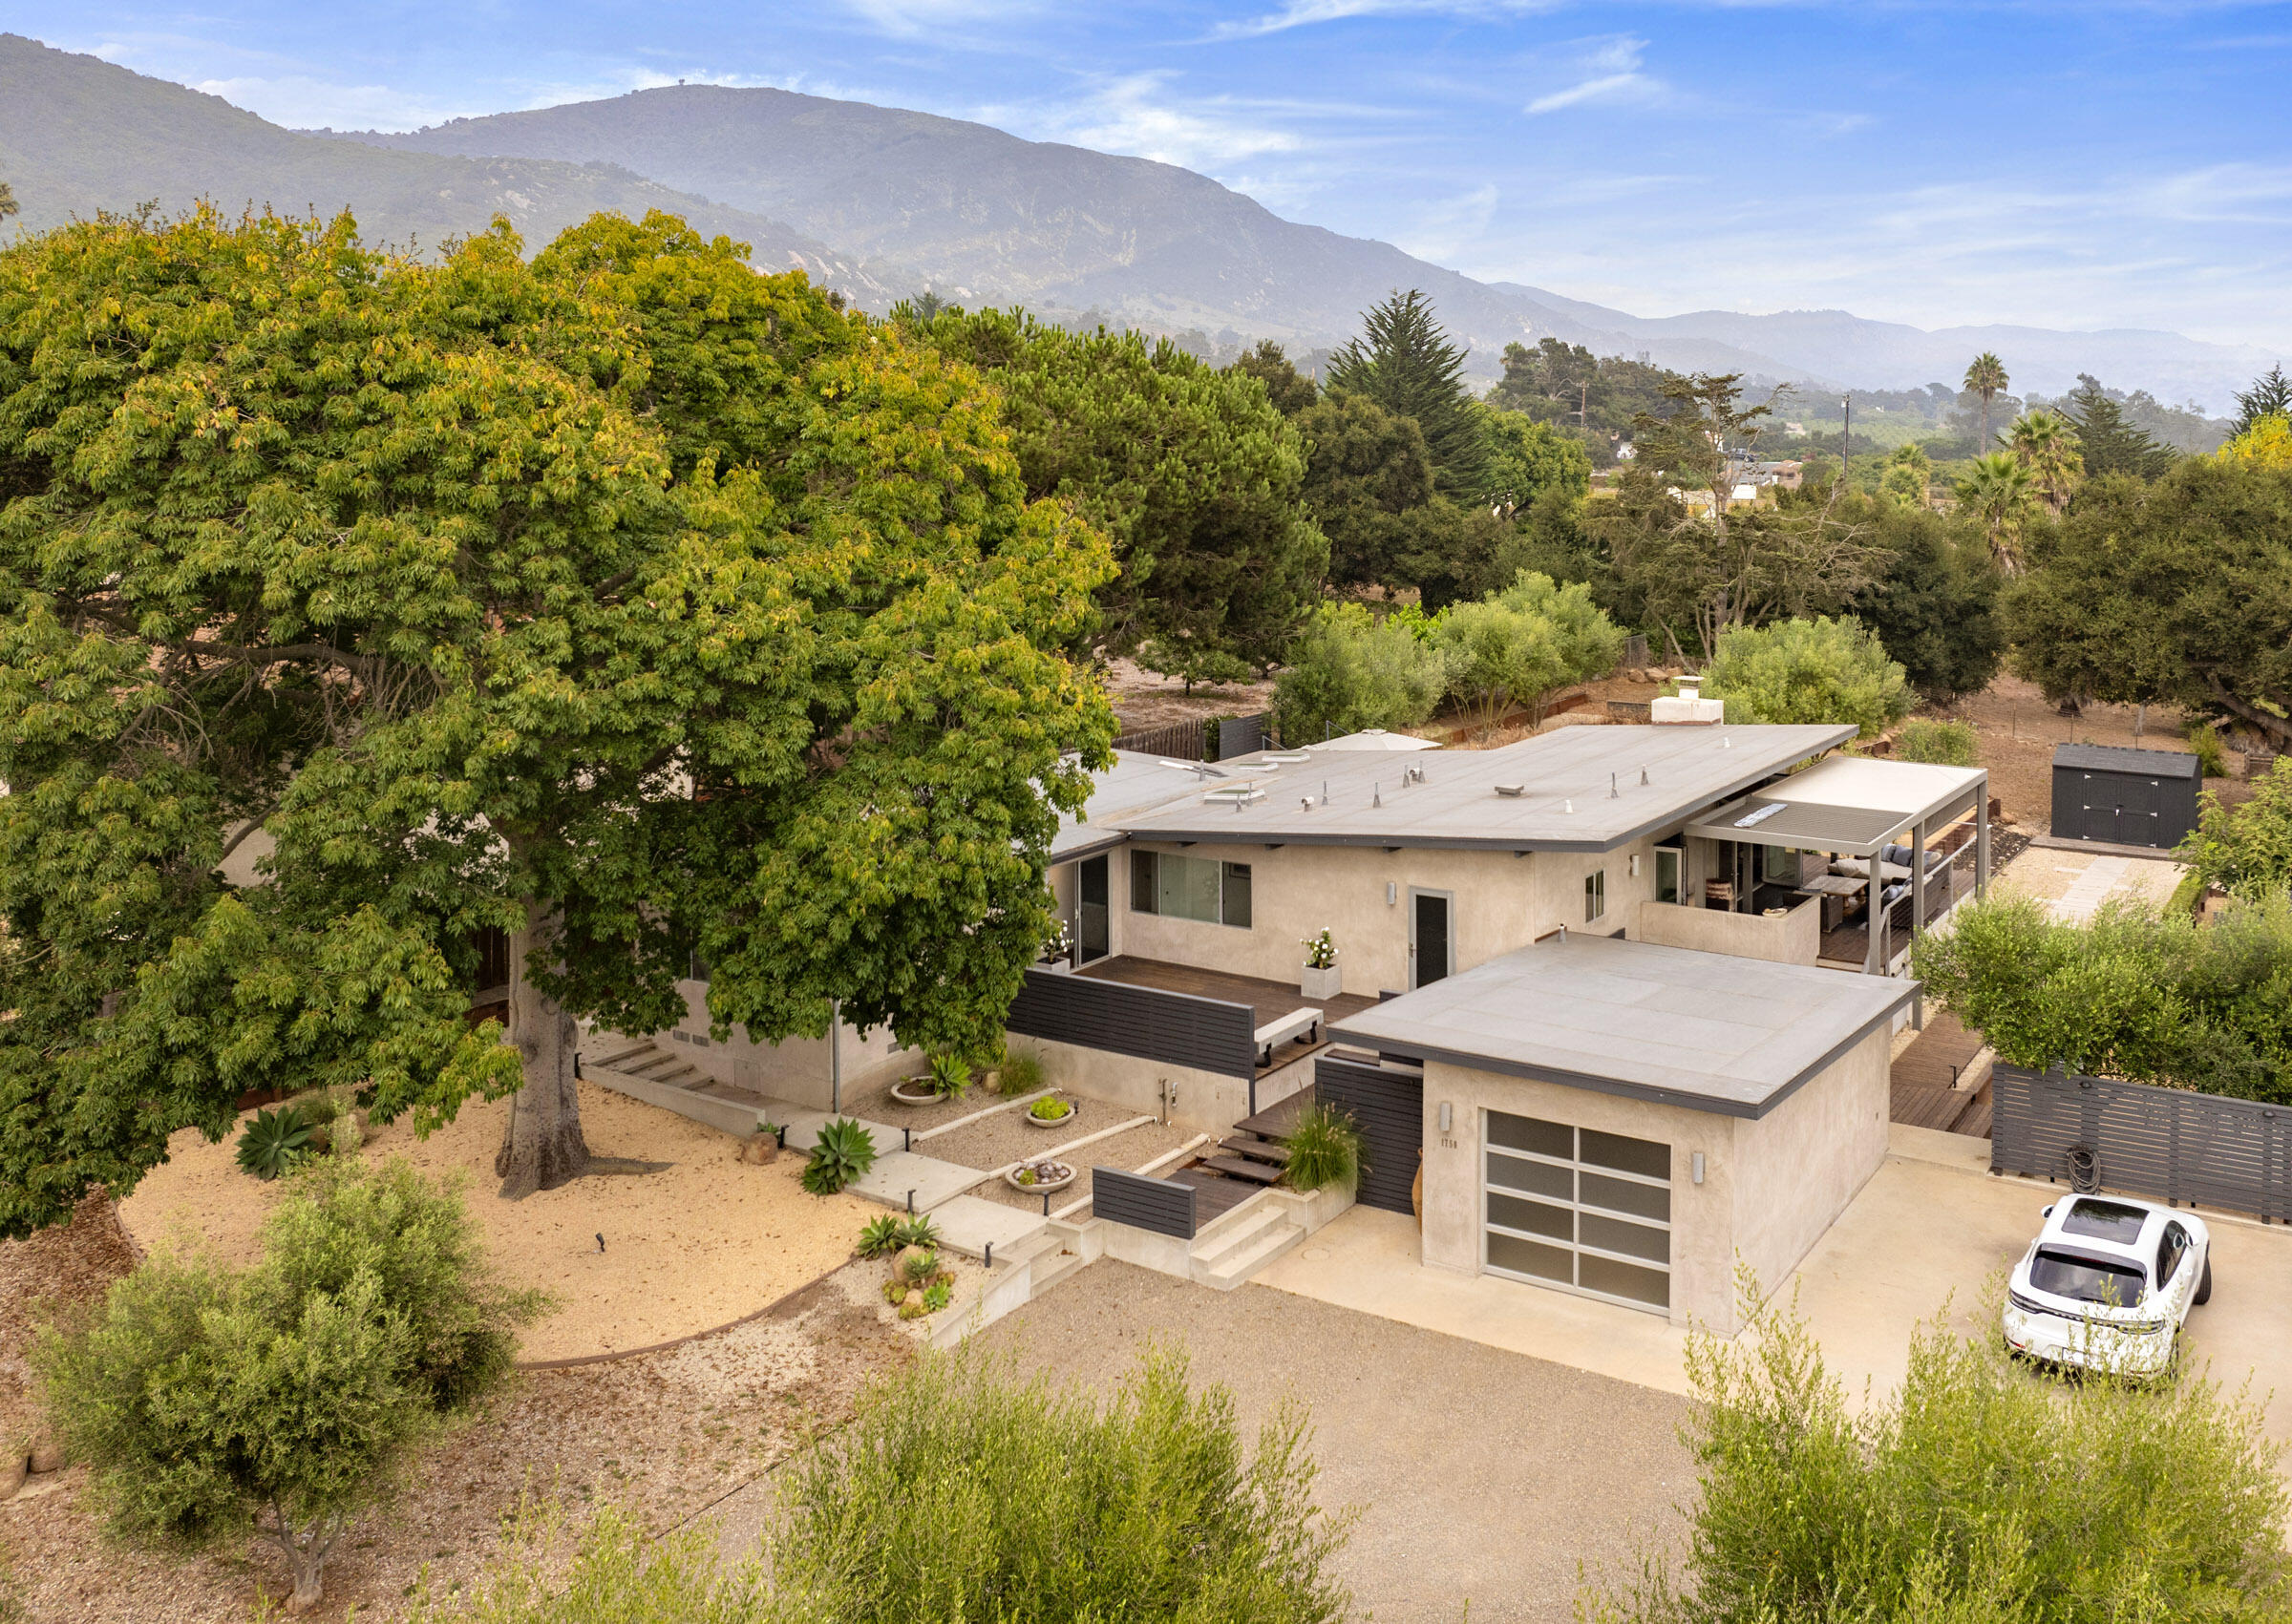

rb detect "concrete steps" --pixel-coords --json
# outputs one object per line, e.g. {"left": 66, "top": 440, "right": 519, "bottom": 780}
{"left": 1190, "top": 1199, "right": 1305, "bottom": 1290}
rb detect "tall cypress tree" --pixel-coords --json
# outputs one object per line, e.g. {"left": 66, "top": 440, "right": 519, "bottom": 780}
{"left": 1326, "top": 289, "right": 1491, "bottom": 496}
{"left": 2233, "top": 365, "right": 2292, "bottom": 436}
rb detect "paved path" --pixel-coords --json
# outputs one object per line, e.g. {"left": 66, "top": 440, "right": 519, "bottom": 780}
{"left": 978, "top": 1261, "right": 1692, "bottom": 1624}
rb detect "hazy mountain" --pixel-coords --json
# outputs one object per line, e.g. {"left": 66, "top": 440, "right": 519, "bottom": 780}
{"left": 0, "top": 35, "right": 910, "bottom": 305}
{"left": 4, "top": 35, "right": 2274, "bottom": 408}
{"left": 329, "top": 84, "right": 1811, "bottom": 384}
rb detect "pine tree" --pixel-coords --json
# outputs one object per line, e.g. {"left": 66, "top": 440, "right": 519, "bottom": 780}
{"left": 2233, "top": 364, "right": 2292, "bottom": 437}
{"left": 2065, "top": 375, "right": 2175, "bottom": 480}
{"left": 1326, "top": 289, "right": 1491, "bottom": 496}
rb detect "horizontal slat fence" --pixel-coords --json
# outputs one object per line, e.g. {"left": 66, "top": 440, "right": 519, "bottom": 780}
{"left": 1093, "top": 1168, "right": 1198, "bottom": 1237}
{"left": 1992, "top": 1064, "right": 2292, "bottom": 1221}
{"left": 1006, "top": 967, "right": 1256, "bottom": 1080}
{"left": 1315, "top": 1054, "right": 1426, "bottom": 1215}
{"left": 1112, "top": 710, "right": 1277, "bottom": 763}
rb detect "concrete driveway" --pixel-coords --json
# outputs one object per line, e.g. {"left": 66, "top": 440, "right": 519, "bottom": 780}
{"left": 1257, "top": 1124, "right": 2292, "bottom": 1443}
{"left": 978, "top": 1261, "right": 1692, "bottom": 1624}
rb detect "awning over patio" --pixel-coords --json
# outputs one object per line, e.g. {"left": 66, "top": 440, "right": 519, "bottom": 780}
{"left": 1684, "top": 755, "right": 1985, "bottom": 856}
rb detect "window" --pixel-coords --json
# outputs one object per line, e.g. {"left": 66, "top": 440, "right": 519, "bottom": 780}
{"left": 1483, "top": 1109, "right": 1671, "bottom": 1312}
{"left": 2028, "top": 1249, "right": 2146, "bottom": 1307}
{"left": 2156, "top": 1223, "right": 2189, "bottom": 1286}
{"left": 1584, "top": 869, "right": 1606, "bottom": 923}
{"left": 1129, "top": 851, "right": 1252, "bottom": 928}
{"left": 2061, "top": 1198, "right": 2149, "bottom": 1244}
{"left": 1653, "top": 846, "right": 1682, "bottom": 906}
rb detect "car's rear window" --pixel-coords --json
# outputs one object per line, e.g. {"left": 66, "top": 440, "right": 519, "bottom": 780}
{"left": 2060, "top": 1198, "right": 2149, "bottom": 1244}
{"left": 2029, "top": 1248, "right": 2146, "bottom": 1306}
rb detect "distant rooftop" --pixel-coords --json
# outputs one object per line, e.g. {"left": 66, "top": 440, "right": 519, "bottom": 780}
{"left": 1113, "top": 724, "right": 1857, "bottom": 854}
{"left": 1330, "top": 934, "right": 1915, "bottom": 1118}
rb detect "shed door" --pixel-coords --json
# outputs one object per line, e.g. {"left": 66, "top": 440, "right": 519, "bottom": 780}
{"left": 2112, "top": 776, "right": 2162, "bottom": 847}
{"left": 1482, "top": 1110, "right": 1672, "bottom": 1313}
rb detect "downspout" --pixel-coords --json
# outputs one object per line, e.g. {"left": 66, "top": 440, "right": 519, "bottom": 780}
{"left": 828, "top": 997, "right": 841, "bottom": 1114}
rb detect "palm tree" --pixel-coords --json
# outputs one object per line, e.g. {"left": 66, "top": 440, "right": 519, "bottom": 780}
{"left": 2005, "top": 409, "right": 2084, "bottom": 516}
{"left": 1963, "top": 352, "right": 2009, "bottom": 450}
{"left": 1881, "top": 442, "right": 1934, "bottom": 508}
{"left": 1956, "top": 452, "right": 2036, "bottom": 575}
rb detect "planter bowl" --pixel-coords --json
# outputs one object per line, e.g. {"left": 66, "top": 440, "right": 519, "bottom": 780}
{"left": 1024, "top": 1101, "right": 1078, "bottom": 1130}
{"left": 1005, "top": 1160, "right": 1076, "bottom": 1193}
{"left": 888, "top": 1078, "right": 944, "bottom": 1107}
{"left": 1299, "top": 962, "right": 1342, "bottom": 1001}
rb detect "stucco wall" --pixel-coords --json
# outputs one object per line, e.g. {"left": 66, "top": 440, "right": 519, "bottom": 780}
{"left": 1004, "top": 1033, "right": 1242, "bottom": 1135}
{"left": 1112, "top": 839, "right": 1654, "bottom": 996}
{"left": 1729, "top": 1026, "right": 1891, "bottom": 1299}
{"left": 596, "top": 980, "right": 915, "bottom": 1112}
{"left": 1632, "top": 896, "right": 1820, "bottom": 966}
{"left": 1417, "top": 1061, "right": 1744, "bottom": 1330}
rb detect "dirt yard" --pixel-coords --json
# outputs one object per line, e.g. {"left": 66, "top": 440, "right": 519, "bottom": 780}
{"left": 1103, "top": 655, "right": 1278, "bottom": 733}
{"left": 117, "top": 1083, "right": 877, "bottom": 1361}
{"left": 2, "top": 1188, "right": 913, "bottom": 1623}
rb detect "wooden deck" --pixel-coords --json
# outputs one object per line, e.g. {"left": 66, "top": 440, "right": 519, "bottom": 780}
{"left": 1888, "top": 1010, "right": 1992, "bottom": 1137}
{"left": 1074, "top": 956, "right": 1380, "bottom": 1077}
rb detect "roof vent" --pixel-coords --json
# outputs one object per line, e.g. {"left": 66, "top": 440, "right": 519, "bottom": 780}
{"left": 1494, "top": 783, "right": 1526, "bottom": 798}
{"left": 1651, "top": 674, "right": 1725, "bottom": 728}
{"left": 1202, "top": 784, "right": 1264, "bottom": 809}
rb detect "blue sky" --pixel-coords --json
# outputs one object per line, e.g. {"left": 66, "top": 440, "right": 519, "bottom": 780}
{"left": 22, "top": 2, "right": 2292, "bottom": 352}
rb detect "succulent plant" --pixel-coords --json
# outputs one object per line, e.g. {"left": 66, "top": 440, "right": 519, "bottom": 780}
{"left": 802, "top": 1117, "right": 878, "bottom": 1195}
{"left": 235, "top": 1106, "right": 312, "bottom": 1181}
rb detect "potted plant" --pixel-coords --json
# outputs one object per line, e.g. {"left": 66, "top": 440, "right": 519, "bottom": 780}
{"left": 891, "top": 1053, "right": 972, "bottom": 1107}
{"left": 1299, "top": 928, "right": 1341, "bottom": 1000}
{"left": 1039, "top": 918, "right": 1074, "bottom": 973}
{"left": 1024, "top": 1094, "right": 1077, "bottom": 1130}
{"left": 1005, "top": 1158, "right": 1075, "bottom": 1193}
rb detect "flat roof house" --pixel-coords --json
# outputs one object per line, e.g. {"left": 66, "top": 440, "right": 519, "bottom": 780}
{"left": 1016, "top": 721, "right": 1993, "bottom": 1328}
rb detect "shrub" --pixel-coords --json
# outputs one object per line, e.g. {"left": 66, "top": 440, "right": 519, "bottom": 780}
{"left": 771, "top": 1346, "right": 1354, "bottom": 1624}
{"left": 406, "top": 1499, "right": 765, "bottom": 1624}
{"left": 1029, "top": 1096, "right": 1073, "bottom": 1122}
{"left": 1432, "top": 571, "right": 1624, "bottom": 732}
{"left": 802, "top": 1119, "right": 878, "bottom": 1196}
{"left": 1700, "top": 615, "right": 1912, "bottom": 739}
{"left": 1274, "top": 601, "right": 1447, "bottom": 744}
{"left": 234, "top": 1105, "right": 312, "bottom": 1181}
{"left": 34, "top": 1159, "right": 540, "bottom": 1613}
{"left": 1911, "top": 893, "right": 2292, "bottom": 1097}
{"left": 856, "top": 1214, "right": 905, "bottom": 1260}
{"left": 1895, "top": 717, "right": 1980, "bottom": 767}
{"left": 2191, "top": 723, "right": 2230, "bottom": 779}
{"left": 1283, "top": 1106, "right": 1363, "bottom": 1194}
{"left": 1301, "top": 928, "right": 1337, "bottom": 970}
{"left": 1581, "top": 1277, "right": 2289, "bottom": 1623}
{"left": 2178, "top": 758, "right": 2292, "bottom": 903}
{"left": 996, "top": 1049, "right": 1045, "bottom": 1097}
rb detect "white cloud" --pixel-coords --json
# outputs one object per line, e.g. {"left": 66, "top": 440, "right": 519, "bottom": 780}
{"left": 1522, "top": 34, "right": 1671, "bottom": 116}
{"left": 1396, "top": 181, "right": 1501, "bottom": 263}
{"left": 838, "top": 0, "right": 1048, "bottom": 39}
{"left": 1214, "top": 0, "right": 1560, "bottom": 39}
{"left": 987, "top": 73, "right": 1316, "bottom": 188}
{"left": 189, "top": 74, "right": 476, "bottom": 132}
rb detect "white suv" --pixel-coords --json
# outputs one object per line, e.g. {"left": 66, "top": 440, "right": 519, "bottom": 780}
{"left": 2002, "top": 1193, "right": 2212, "bottom": 1378}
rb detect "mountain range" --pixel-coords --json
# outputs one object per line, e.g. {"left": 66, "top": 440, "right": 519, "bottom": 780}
{"left": 1, "top": 33, "right": 2277, "bottom": 410}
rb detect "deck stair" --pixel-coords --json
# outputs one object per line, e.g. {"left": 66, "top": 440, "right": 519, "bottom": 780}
{"left": 1218, "top": 1135, "right": 1289, "bottom": 1167}
{"left": 1199, "top": 1153, "right": 1284, "bottom": 1186}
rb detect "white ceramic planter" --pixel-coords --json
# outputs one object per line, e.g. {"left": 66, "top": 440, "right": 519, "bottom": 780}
{"left": 888, "top": 1078, "right": 941, "bottom": 1107}
{"left": 1005, "top": 1162, "right": 1075, "bottom": 1193}
{"left": 1299, "top": 962, "right": 1342, "bottom": 1000}
{"left": 1039, "top": 957, "right": 1073, "bottom": 975}
{"left": 1025, "top": 1102, "right": 1078, "bottom": 1130}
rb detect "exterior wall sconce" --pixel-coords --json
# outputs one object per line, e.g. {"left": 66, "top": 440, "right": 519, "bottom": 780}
{"left": 1629, "top": 853, "right": 1642, "bottom": 878}
{"left": 1692, "top": 1151, "right": 1707, "bottom": 1185}
{"left": 1387, "top": 881, "right": 1398, "bottom": 905}
{"left": 1438, "top": 1102, "right": 1454, "bottom": 1133}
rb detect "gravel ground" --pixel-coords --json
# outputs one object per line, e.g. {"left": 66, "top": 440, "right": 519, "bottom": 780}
{"left": 976, "top": 1261, "right": 1694, "bottom": 1624}
{"left": 972, "top": 1121, "right": 1203, "bottom": 1215}
{"left": 2, "top": 1240, "right": 913, "bottom": 1624}
{"left": 840, "top": 1070, "right": 1038, "bottom": 1134}
{"left": 917, "top": 1093, "right": 1139, "bottom": 1174}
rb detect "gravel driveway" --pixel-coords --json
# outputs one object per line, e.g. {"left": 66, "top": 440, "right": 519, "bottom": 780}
{"left": 977, "top": 1261, "right": 1693, "bottom": 1624}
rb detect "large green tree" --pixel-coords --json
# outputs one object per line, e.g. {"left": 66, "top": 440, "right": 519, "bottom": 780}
{"left": 1296, "top": 391, "right": 1435, "bottom": 590}
{"left": 916, "top": 308, "right": 1326, "bottom": 671}
{"left": 2063, "top": 374, "right": 2176, "bottom": 480}
{"left": 1963, "top": 351, "right": 2009, "bottom": 450}
{"left": 0, "top": 207, "right": 1114, "bottom": 1231}
{"left": 2005, "top": 459, "right": 2292, "bottom": 745}
{"left": 1326, "top": 289, "right": 1490, "bottom": 496}
{"left": 1223, "top": 339, "right": 1319, "bottom": 417}
{"left": 2233, "top": 364, "right": 2292, "bottom": 437}
{"left": 1846, "top": 498, "right": 2005, "bottom": 705}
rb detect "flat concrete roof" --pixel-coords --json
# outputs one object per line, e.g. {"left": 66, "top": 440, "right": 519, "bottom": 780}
{"left": 1328, "top": 934, "right": 1917, "bottom": 1118}
{"left": 1051, "top": 750, "right": 1215, "bottom": 861}
{"left": 1114, "top": 724, "right": 1858, "bottom": 854}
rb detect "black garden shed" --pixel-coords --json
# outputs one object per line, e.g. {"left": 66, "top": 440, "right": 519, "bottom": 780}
{"left": 2050, "top": 743, "right": 2202, "bottom": 850}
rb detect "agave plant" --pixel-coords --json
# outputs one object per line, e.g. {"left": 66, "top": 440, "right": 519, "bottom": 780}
{"left": 803, "top": 1117, "right": 879, "bottom": 1195}
{"left": 235, "top": 1106, "right": 312, "bottom": 1181}
{"left": 891, "top": 1213, "right": 943, "bottom": 1251}
{"left": 856, "top": 1213, "right": 905, "bottom": 1259}
{"left": 925, "top": 1054, "right": 973, "bottom": 1101}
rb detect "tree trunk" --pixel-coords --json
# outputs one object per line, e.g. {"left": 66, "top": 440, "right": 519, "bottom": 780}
{"left": 286, "top": 1550, "right": 325, "bottom": 1614}
{"left": 496, "top": 903, "right": 591, "bottom": 1200}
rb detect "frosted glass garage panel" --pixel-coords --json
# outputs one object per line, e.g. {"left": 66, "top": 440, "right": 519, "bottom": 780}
{"left": 1483, "top": 1107, "right": 1672, "bottom": 1315}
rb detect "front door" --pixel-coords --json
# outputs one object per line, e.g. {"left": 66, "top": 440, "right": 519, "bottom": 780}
{"left": 1410, "top": 889, "right": 1452, "bottom": 989}
{"left": 1076, "top": 854, "right": 1111, "bottom": 964}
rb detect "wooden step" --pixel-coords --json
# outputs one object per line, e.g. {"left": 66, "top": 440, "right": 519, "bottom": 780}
{"left": 1219, "top": 1135, "right": 1289, "bottom": 1166}
{"left": 1199, "top": 1154, "right": 1284, "bottom": 1186}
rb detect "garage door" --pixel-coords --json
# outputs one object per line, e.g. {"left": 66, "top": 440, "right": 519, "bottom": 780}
{"left": 1482, "top": 1109, "right": 1671, "bottom": 1313}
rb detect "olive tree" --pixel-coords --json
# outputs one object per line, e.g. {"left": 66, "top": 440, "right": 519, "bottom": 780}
{"left": 0, "top": 207, "right": 1114, "bottom": 1226}
{"left": 35, "top": 1159, "right": 541, "bottom": 1612}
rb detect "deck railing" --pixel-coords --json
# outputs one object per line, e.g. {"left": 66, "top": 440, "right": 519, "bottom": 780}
{"left": 1005, "top": 966, "right": 1257, "bottom": 1079}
